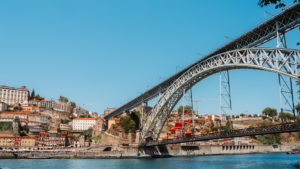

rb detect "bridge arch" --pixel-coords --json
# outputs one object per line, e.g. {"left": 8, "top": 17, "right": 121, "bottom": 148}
{"left": 139, "top": 48, "right": 300, "bottom": 145}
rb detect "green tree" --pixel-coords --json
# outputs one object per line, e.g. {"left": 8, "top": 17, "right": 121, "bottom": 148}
{"left": 254, "top": 114, "right": 258, "bottom": 117}
{"left": 205, "top": 129, "right": 210, "bottom": 133}
{"left": 14, "top": 106, "right": 18, "bottom": 110}
{"left": 177, "top": 105, "right": 193, "bottom": 114}
{"left": 120, "top": 116, "right": 136, "bottom": 133}
{"left": 248, "top": 114, "right": 252, "bottom": 117}
{"left": 211, "top": 126, "right": 218, "bottom": 132}
{"left": 59, "top": 96, "right": 69, "bottom": 103}
{"left": 130, "top": 110, "right": 140, "bottom": 129}
{"left": 70, "top": 101, "right": 76, "bottom": 107}
{"left": 83, "top": 127, "right": 93, "bottom": 139}
{"left": 35, "top": 94, "right": 43, "bottom": 101}
{"left": 240, "top": 113, "right": 245, "bottom": 117}
{"left": 30, "top": 88, "right": 35, "bottom": 99}
{"left": 262, "top": 107, "right": 278, "bottom": 118}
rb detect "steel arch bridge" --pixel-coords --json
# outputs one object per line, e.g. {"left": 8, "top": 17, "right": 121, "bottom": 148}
{"left": 139, "top": 47, "right": 300, "bottom": 145}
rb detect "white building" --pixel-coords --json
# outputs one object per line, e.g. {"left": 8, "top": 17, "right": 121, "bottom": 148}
{"left": 0, "top": 101, "right": 8, "bottom": 112}
{"left": 29, "top": 100, "right": 64, "bottom": 111}
{"left": 0, "top": 85, "right": 29, "bottom": 106}
{"left": 72, "top": 118, "right": 96, "bottom": 130}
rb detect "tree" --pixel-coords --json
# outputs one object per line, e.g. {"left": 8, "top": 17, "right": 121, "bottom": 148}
{"left": 120, "top": 116, "right": 136, "bottom": 133}
{"left": 248, "top": 114, "right": 252, "bottom": 117}
{"left": 14, "top": 106, "right": 18, "bottom": 110}
{"left": 59, "top": 96, "right": 69, "bottom": 103}
{"left": 83, "top": 127, "right": 93, "bottom": 139}
{"left": 254, "top": 114, "right": 258, "bottom": 117}
{"left": 18, "top": 106, "right": 23, "bottom": 111}
{"left": 70, "top": 101, "right": 76, "bottom": 107}
{"left": 35, "top": 94, "right": 43, "bottom": 101}
{"left": 205, "top": 129, "right": 210, "bottom": 133}
{"left": 30, "top": 88, "right": 35, "bottom": 99}
{"left": 240, "top": 113, "right": 245, "bottom": 117}
{"left": 262, "top": 107, "right": 278, "bottom": 117}
{"left": 177, "top": 105, "right": 193, "bottom": 114}
{"left": 235, "top": 115, "right": 239, "bottom": 118}
{"left": 211, "top": 126, "right": 218, "bottom": 132}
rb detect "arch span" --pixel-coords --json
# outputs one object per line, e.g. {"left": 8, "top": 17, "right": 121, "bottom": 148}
{"left": 139, "top": 48, "right": 300, "bottom": 145}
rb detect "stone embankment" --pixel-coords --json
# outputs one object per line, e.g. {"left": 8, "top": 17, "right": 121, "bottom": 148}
{"left": 0, "top": 144, "right": 297, "bottom": 159}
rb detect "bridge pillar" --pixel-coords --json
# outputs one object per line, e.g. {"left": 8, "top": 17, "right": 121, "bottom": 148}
{"left": 128, "top": 130, "right": 132, "bottom": 144}
{"left": 136, "top": 130, "right": 140, "bottom": 144}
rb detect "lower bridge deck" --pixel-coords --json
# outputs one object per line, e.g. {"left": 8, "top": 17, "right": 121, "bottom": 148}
{"left": 143, "top": 122, "right": 300, "bottom": 147}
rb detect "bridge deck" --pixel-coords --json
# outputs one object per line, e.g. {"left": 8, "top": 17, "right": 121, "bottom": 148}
{"left": 142, "top": 122, "right": 300, "bottom": 147}
{"left": 105, "top": 2, "right": 300, "bottom": 120}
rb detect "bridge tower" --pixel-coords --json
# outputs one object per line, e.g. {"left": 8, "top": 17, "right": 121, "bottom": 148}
{"left": 276, "top": 22, "right": 296, "bottom": 122}
{"left": 220, "top": 70, "right": 233, "bottom": 130}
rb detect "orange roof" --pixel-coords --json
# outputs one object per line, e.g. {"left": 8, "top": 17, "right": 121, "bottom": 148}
{"left": 85, "top": 139, "right": 90, "bottom": 142}
{"left": 50, "top": 128, "right": 57, "bottom": 130}
{"left": 109, "top": 118, "right": 120, "bottom": 121}
{"left": 55, "top": 102, "right": 63, "bottom": 106}
{"left": 74, "top": 118, "right": 97, "bottom": 120}
{"left": 1, "top": 111, "right": 28, "bottom": 114}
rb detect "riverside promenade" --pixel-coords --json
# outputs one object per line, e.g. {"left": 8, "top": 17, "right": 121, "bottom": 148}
{"left": 0, "top": 144, "right": 298, "bottom": 159}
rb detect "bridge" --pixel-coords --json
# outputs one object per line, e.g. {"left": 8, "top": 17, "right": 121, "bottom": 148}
{"left": 104, "top": 2, "right": 300, "bottom": 146}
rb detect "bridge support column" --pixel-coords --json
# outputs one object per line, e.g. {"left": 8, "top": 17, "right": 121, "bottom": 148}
{"left": 220, "top": 70, "right": 233, "bottom": 130}
{"left": 277, "top": 27, "right": 296, "bottom": 122}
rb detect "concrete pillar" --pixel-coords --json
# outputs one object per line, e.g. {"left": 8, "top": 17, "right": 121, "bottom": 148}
{"left": 119, "top": 129, "right": 122, "bottom": 145}
{"left": 128, "top": 130, "right": 132, "bottom": 144}
{"left": 136, "top": 130, "right": 140, "bottom": 144}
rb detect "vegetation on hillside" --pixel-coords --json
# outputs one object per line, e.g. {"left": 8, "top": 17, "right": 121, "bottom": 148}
{"left": 0, "top": 122, "right": 13, "bottom": 130}
{"left": 83, "top": 127, "right": 93, "bottom": 139}
{"left": 119, "top": 110, "right": 140, "bottom": 133}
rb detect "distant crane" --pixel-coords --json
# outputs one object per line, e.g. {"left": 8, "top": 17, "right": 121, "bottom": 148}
{"left": 83, "top": 103, "right": 99, "bottom": 109}
{"left": 191, "top": 99, "right": 218, "bottom": 115}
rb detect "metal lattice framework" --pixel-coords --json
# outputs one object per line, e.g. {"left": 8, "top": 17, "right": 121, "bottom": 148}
{"left": 139, "top": 48, "right": 300, "bottom": 145}
{"left": 145, "top": 122, "right": 300, "bottom": 146}
{"left": 104, "top": 2, "right": 300, "bottom": 120}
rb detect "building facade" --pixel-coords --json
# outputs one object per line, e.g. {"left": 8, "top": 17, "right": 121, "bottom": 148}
{"left": 0, "top": 85, "right": 29, "bottom": 106}
{"left": 72, "top": 118, "right": 96, "bottom": 130}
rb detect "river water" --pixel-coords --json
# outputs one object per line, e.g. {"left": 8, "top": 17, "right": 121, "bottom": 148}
{"left": 0, "top": 153, "right": 299, "bottom": 169}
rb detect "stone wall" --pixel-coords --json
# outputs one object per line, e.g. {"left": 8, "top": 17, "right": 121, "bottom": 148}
{"left": 140, "top": 144, "right": 298, "bottom": 156}
{"left": 100, "top": 132, "right": 121, "bottom": 145}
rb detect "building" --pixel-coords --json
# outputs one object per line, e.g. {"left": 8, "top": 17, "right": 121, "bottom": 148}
{"left": 0, "top": 85, "right": 29, "bottom": 106}
{"left": 79, "top": 134, "right": 85, "bottom": 147}
{"left": 29, "top": 100, "right": 64, "bottom": 112}
{"left": 92, "top": 117, "right": 106, "bottom": 137}
{"left": 0, "top": 136, "right": 35, "bottom": 147}
{"left": 0, "top": 101, "right": 8, "bottom": 112}
{"left": 103, "top": 108, "right": 116, "bottom": 116}
{"left": 60, "top": 124, "right": 71, "bottom": 131}
{"left": 108, "top": 118, "right": 120, "bottom": 129}
{"left": 72, "top": 118, "right": 96, "bottom": 130}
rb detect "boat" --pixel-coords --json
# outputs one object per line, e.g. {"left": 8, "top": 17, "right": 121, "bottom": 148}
{"left": 286, "top": 148, "right": 300, "bottom": 154}
{"left": 24, "top": 154, "right": 52, "bottom": 159}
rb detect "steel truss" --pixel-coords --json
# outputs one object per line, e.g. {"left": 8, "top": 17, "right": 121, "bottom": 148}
{"left": 139, "top": 48, "right": 300, "bottom": 145}
{"left": 277, "top": 30, "right": 296, "bottom": 122}
{"left": 104, "top": 3, "right": 300, "bottom": 120}
{"left": 144, "top": 122, "right": 300, "bottom": 146}
{"left": 220, "top": 70, "right": 232, "bottom": 130}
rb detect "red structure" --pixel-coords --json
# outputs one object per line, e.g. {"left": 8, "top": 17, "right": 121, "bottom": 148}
{"left": 14, "top": 136, "right": 21, "bottom": 146}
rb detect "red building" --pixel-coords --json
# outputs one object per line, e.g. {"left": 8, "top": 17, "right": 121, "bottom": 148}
{"left": 14, "top": 136, "right": 21, "bottom": 146}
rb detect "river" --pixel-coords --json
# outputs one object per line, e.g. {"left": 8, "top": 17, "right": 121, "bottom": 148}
{"left": 0, "top": 153, "right": 299, "bottom": 169}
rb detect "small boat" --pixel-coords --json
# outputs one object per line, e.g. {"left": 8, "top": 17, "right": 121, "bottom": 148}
{"left": 25, "top": 156, "right": 52, "bottom": 159}
{"left": 287, "top": 148, "right": 300, "bottom": 154}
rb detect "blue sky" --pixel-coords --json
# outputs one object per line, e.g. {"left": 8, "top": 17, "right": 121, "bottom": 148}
{"left": 0, "top": 0, "right": 299, "bottom": 116}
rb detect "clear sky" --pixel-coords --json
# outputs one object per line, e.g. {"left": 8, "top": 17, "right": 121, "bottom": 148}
{"left": 0, "top": 0, "right": 299, "bottom": 116}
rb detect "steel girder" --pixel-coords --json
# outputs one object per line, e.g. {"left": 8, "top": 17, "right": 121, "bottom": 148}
{"left": 139, "top": 48, "right": 300, "bottom": 145}
{"left": 145, "top": 122, "right": 300, "bottom": 146}
{"left": 104, "top": 2, "right": 300, "bottom": 121}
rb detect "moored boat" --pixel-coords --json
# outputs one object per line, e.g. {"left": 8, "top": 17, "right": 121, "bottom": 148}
{"left": 286, "top": 148, "right": 300, "bottom": 154}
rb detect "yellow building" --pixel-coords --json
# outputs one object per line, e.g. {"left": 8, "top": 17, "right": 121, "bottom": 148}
{"left": 21, "top": 136, "right": 35, "bottom": 146}
{"left": 0, "top": 136, "right": 15, "bottom": 146}
{"left": 108, "top": 118, "right": 120, "bottom": 129}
